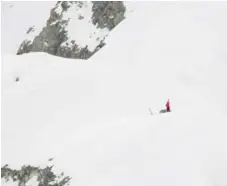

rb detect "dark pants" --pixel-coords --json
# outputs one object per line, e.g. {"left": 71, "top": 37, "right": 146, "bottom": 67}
{"left": 166, "top": 107, "right": 170, "bottom": 112}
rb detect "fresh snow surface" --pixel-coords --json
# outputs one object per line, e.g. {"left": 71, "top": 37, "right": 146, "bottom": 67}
{"left": 24, "top": 176, "right": 39, "bottom": 186}
{"left": 2, "top": 2, "right": 227, "bottom": 186}
{"left": 1, "top": 179, "right": 18, "bottom": 186}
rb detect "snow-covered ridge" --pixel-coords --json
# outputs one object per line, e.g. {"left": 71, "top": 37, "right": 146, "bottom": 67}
{"left": 16, "top": 1, "right": 127, "bottom": 59}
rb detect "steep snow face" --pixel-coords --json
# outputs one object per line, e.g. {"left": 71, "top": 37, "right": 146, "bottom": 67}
{"left": 93, "top": 1, "right": 227, "bottom": 112}
{"left": 2, "top": 2, "right": 227, "bottom": 186}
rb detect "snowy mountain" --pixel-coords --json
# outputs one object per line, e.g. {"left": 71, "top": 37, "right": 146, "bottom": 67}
{"left": 13, "top": 1, "right": 127, "bottom": 59}
{"left": 2, "top": 2, "right": 227, "bottom": 186}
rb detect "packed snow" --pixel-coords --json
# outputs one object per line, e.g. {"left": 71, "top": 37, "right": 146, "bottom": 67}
{"left": 2, "top": 2, "right": 227, "bottom": 186}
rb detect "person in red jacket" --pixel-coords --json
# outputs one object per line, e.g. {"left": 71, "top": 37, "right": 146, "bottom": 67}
{"left": 166, "top": 99, "right": 171, "bottom": 112}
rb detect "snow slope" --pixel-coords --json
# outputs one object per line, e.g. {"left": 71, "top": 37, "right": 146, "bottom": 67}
{"left": 2, "top": 2, "right": 227, "bottom": 186}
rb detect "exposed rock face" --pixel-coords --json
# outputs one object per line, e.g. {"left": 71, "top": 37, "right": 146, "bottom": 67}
{"left": 1, "top": 163, "right": 71, "bottom": 186}
{"left": 17, "top": 1, "right": 126, "bottom": 59}
{"left": 92, "top": 1, "right": 126, "bottom": 30}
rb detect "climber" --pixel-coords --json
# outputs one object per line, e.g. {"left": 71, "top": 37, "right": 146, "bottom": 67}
{"left": 166, "top": 99, "right": 171, "bottom": 112}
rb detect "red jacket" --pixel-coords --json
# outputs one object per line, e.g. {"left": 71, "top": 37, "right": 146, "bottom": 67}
{"left": 166, "top": 100, "right": 170, "bottom": 109}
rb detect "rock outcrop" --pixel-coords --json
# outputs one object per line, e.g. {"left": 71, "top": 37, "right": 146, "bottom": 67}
{"left": 1, "top": 163, "right": 71, "bottom": 186}
{"left": 17, "top": 1, "right": 126, "bottom": 59}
